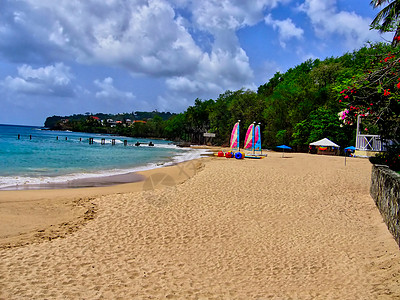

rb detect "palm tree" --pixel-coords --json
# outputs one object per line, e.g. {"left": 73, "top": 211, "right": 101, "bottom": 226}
{"left": 370, "top": 0, "right": 400, "bottom": 46}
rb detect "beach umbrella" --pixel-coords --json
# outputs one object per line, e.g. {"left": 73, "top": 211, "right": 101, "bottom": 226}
{"left": 276, "top": 145, "right": 292, "bottom": 157}
{"left": 344, "top": 146, "right": 356, "bottom": 151}
{"left": 344, "top": 146, "right": 356, "bottom": 165}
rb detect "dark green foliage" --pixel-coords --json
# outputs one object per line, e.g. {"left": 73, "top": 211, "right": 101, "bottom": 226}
{"left": 292, "top": 107, "right": 354, "bottom": 148}
{"left": 44, "top": 111, "right": 174, "bottom": 128}
{"left": 337, "top": 43, "right": 399, "bottom": 143}
{"left": 369, "top": 145, "right": 400, "bottom": 171}
{"left": 44, "top": 43, "right": 396, "bottom": 158}
{"left": 337, "top": 42, "right": 399, "bottom": 171}
{"left": 257, "top": 72, "right": 283, "bottom": 97}
{"left": 164, "top": 114, "right": 186, "bottom": 140}
{"left": 45, "top": 112, "right": 174, "bottom": 138}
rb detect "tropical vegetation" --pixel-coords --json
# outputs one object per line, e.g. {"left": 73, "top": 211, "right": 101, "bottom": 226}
{"left": 45, "top": 1, "right": 400, "bottom": 170}
{"left": 46, "top": 43, "right": 397, "bottom": 150}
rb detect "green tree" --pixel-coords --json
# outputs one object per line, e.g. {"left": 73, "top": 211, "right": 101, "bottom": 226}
{"left": 257, "top": 72, "right": 283, "bottom": 97}
{"left": 292, "top": 107, "right": 354, "bottom": 148}
{"left": 183, "top": 98, "right": 214, "bottom": 144}
{"left": 261, "top": 59, "right": 318, "bottom": 147}
{"left": 337, "top": 44, "right": 399, "bottom": 143}
{"left": 147, "top": 115, "right": 164, "bottom": 137}
{"left": 228, "top": 90, "right": 265, "bottom": 147}
{"left": 164, "top": 114, "right": 186, "bottom": 140}
{"left": 337, "top": 43, "right": 400, "bottom": 169}
{"left": 209, "top": 90, "right": 237, "bottom": 145}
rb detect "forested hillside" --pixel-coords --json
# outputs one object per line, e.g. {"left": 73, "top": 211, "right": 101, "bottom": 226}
{"left": 45, "top": 42, "right": 398, "bottom": 153}
{"left": 166, "top": 42, "right": 397, "bottom": 150}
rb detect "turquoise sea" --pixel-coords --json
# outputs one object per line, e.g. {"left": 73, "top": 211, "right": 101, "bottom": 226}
{"left": 0, "top": 124, "right": 206, "bottom": 190}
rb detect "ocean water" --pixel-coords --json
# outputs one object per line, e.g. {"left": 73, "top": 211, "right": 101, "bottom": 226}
{"left": 0, "top": 124, "right": 206, "bottom": 189}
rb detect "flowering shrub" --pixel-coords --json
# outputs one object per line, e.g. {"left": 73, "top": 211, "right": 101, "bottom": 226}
{"left": 336, "top": 43, "right": 400, "bottom": 170}
{"left": 337, "top": 109, "right": 349, "bottom": 121}
{"left": 337, "top": 109, "right": 351, "bottom": 126}
{"left": 369, "top": 146, "right": 400, "bottom": 171}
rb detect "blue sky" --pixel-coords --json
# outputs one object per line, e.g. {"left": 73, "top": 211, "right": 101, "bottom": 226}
{"left": 0, "top": 0, "right": 392, "bottom": 126}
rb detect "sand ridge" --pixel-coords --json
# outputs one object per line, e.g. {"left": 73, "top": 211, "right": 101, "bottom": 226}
{"left": 1, "top": 152, "right": 400, "bottom": 299}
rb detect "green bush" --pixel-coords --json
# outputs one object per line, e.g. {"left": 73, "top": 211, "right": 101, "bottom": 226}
{"left": 369, "top": 145, "right": 400, "bottom": 171}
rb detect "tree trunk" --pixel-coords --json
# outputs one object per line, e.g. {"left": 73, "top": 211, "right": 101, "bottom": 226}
{"left": 391, "top": 25, "right": 400, "bottom": 47}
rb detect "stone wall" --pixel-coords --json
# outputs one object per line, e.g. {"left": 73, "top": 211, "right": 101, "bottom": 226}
{"left": 370, "top": 165, "right": 400, "bottom": 247}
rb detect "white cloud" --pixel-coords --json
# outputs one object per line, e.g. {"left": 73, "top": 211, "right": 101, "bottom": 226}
{"left": 0, "top": 0, "right": 289, "bottom": 76}
{"left": 265, "top": 14, "right": 304, "bottom": 48}
{"left": 2, "top": 63, "right": 74, "bottom": 97}
{"left": 298, "top": 0, "right": 386, "bottom": 49}
{"left": 88, "top": 0, "right": 203, "bottom": 76}
{"left": 156, "top": 94, "right": 191, "bottom": 112}
{"left": 94, "top": 77, "right": 135, "bottom": 101}
{"left": 0, "top": 0, "right": 203, "bottom": 77}
{"left": 0, "top": 0, "right": 281, "bottom": 106}
{"left": 166, "top": 47, "right": 253, "bottom": 98}
{"left": 191, "top": 0, "right": 292, "bottom": 32}
{"left": 163, "top": 0, "right": 278, "bottom": 97}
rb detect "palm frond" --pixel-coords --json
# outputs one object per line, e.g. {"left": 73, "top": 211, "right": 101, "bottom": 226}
{"left": 371, "top": 1, "right": 400, "bottom": 32}
{"left": 369, "top": 0, "right": 392, "bottom": 8}
{"left": 370, "top": 0, "right": 392, "bottom": 8}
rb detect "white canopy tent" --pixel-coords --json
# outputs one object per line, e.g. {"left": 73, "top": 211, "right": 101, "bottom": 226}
{"left": 309, "top": 138, "right": 340, "bottom": 148}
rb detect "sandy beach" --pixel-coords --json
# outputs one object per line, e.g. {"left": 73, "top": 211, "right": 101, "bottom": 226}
{"left": 1, "top": 151, "right": 399, "bottom": 299}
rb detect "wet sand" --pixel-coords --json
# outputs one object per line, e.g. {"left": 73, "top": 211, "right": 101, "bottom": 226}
{"left": 0, "top": 172, "right": 146, "bottom": 190}
{"left": 0, "top": 152, "right": 399, "bottom": 299}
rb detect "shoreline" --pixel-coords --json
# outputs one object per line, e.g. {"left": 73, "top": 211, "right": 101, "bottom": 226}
{"left": 0, "top": 157, "right": 207, "bottom": 249}
{"left": 0, "top": 152, "right": 400, "bottom": 300}
{"left": 0, "top": 171, "right": 146, "bottom": 191}
{"left": 0, "top": 146, "right": 211, "bottom": 191}
{"left": 1, "top": 152, "right": 400, "bottom": 298}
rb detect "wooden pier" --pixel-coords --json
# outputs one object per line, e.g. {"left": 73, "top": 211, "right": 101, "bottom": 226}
{"left": 17, "top": 135, "right": 131, "bottom": 147}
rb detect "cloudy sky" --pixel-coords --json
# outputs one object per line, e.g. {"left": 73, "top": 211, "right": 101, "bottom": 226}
{"left": 0, "top": 0, "right": 391, "bottom": 126}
